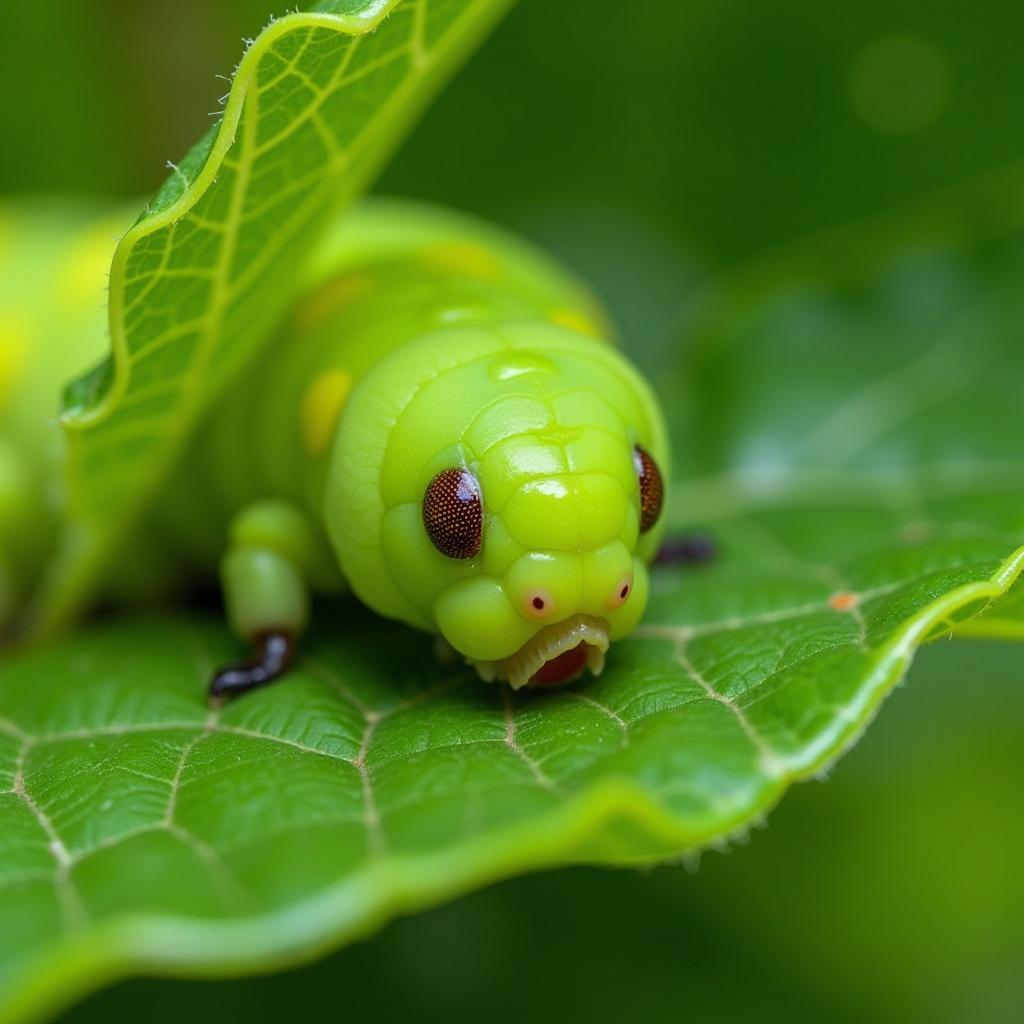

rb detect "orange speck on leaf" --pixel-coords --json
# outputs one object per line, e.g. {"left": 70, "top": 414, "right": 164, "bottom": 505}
{"left": 829, "top": 592, "right": 859, "bottom": 612}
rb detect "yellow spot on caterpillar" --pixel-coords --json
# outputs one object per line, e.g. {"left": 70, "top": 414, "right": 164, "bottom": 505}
{"left": 301, "top": 370, "right": 353, "bottom": 456}
{"left": 422, "top": 241, "right": 501, "bottom": 280}
{"left": 548, "top": 307, "right": 600, "bottom": 337}
{"left": 59, "top": 218, "right": 121, "bottom": 310}
{"left": 294, "top": 272, "right": 372, "bottom": 332}
{"left": 0, "top": 315, "right": 29, "bottom": 406}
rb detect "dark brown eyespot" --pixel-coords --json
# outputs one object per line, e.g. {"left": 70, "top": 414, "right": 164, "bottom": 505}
{"left": 633, "top": 445, "right": 664, "bottom": 533}
{"left": 423, "top": 468, "right": 483, "bottom": 559}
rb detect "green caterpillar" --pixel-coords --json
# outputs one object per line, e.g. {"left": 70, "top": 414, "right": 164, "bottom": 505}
{"left": 0, "top": 199, "right": 669, "bottom": 698}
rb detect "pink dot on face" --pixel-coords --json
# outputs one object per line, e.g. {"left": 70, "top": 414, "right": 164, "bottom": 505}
{"left": 524, "top": 589, "right": 555, "bottom": 620}
{"left": 609, "top": 574, "right": 633, "bottom": 610}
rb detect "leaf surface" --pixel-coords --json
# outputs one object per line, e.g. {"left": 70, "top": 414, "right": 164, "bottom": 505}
{"left": 3, "top": 172, "right": 1024, "bottom": 1020}
{"left": 31, "top": 0, "right": 514, "bottom": 631}
{"left": 38, "top": 641, "right": 1024, "bottom": 1024}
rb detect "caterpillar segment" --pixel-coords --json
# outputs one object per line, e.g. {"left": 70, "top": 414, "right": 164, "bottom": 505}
{"left": 2, "top": 200, "right": 670, "bottom": 698}
{"left": 0, "top": 202, "right": 124, "bottom": 631}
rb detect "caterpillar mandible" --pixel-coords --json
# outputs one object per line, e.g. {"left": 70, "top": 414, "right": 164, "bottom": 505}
{"left": 0, "top": 200, "right": 669, "bottom": 699}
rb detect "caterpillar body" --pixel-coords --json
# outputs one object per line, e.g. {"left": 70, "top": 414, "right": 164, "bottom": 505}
{"left": 0, "top": 200, "right": 669, "bottom": 698}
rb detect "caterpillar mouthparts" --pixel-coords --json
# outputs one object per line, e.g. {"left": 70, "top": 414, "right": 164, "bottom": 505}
{"left": 470, "top": 615, "right": 610, "bottom": 690}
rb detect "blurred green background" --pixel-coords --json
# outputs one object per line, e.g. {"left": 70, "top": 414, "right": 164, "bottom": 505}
{"left": 7, "top": 0, "right": 1024, "bottom": 352}
{"left": 3, "top": 0, "right": 1022, "bottom": 1020}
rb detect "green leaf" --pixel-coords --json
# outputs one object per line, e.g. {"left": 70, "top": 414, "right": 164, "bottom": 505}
{"left": 3, "top": 169, "right": 1024, "bottom": 1020}
{"left": 954, "top": 577, "right": 1024, "bottom": 637}
{"left": 39, "top": 641, "right": 1024, "bottom": 1024}
{"left": 29, "top": 0, "right": 514, "bottom": 633}
{"left": 662, "top": 167, "right": 1024, "bottom": 639}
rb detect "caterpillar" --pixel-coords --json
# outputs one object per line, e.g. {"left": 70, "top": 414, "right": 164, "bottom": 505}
{"left": 0, "top": 199, "right": 669, "bottom": 699}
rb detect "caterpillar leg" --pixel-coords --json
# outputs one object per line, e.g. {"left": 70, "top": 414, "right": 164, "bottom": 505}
{"left": 655, "top": 533, "right": 717, "bottom": 567}
{"left": 209, "top": 630, "right": 296, "bottom": 701}
{"left": 211, "top": 500, "right": 327, "bottom": 702}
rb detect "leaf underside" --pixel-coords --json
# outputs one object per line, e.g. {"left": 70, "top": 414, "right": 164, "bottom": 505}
{"left": 3, "top": 166, "right": 1024, "bottom": 1020}
{"left": 31, "top": 0, "right": 514, "bottom": 633}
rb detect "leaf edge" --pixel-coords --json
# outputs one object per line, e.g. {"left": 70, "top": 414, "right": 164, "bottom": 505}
{"left": 4, "top": 542, "right": 1023, "bottom": 1024}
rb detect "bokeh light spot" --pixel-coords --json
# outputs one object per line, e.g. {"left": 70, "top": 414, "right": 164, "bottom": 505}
{"left": 850, "top": 34, "right": 950, "bottom": 134}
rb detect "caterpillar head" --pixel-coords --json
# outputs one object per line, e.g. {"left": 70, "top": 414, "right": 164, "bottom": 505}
{"left": 328, "top": 324, "right": 669, "bottom": 689}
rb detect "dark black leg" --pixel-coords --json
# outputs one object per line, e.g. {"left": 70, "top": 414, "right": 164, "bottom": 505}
{"left": 209, "top": 631, "right": 295, "bottom": 703}
{"left": 655, "top": 532, "right": 717, "bottom": 567}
